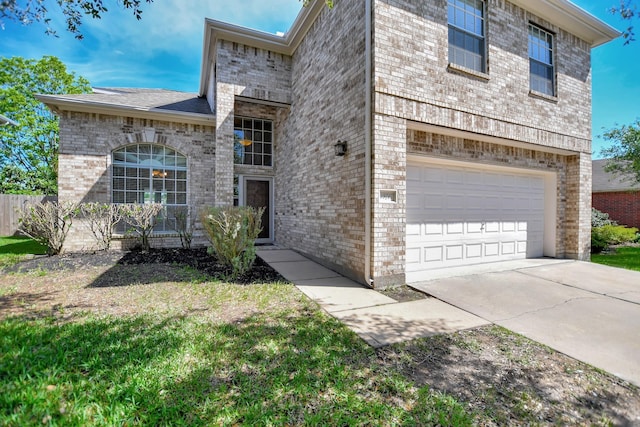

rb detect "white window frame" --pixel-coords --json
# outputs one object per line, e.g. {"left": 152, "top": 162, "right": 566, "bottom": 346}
{"left": 112, "top": 143, "right": 188, "bottom": 233}
{"left": 233, "top": 117, "right": 274, "bottom": 167}
{"left": 528, "top": 23, "right": 556, "bottom": 97}
{"left": 448, "top": 0, "right": 487, "bottom": 74}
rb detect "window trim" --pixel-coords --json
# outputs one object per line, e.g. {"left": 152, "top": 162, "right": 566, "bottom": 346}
{"left": 528, "top": 23, "right": 556, "bottom": 98}
{"left": 447, "top": 0, "right": 488, "bottom": 75}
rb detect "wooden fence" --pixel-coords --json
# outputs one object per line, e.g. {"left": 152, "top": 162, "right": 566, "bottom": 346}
{"left": 0, "top": 194, "right": 58, "bottom": 236}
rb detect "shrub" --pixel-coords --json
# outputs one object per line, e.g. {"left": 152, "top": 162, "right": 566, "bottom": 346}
{"left": 173, "top": 206, "right": 195, "bottom": 249}
{"left": 591, "top": 224, "right": 639, "bottom": 253}
{"left": 200, "top": 206, "right": 264, "bottom": 279}
{"left": 80, "top": 203, "right": 125, "bottom": 251}
{"left": 120, "top": 203, "right": 164, "bottom": 251}
{"left": 18, "top": 201, "right": 79, "bottom": 255}
{"left": 591, "top": 208, "right": 616, "bottom": 228}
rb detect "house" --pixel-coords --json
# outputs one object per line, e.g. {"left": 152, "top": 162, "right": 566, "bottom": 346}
{"left": 38, "top": 0, "right": 619, "bottom": 288}
{"left": 592, "top": 159, "right": 640, "bottom": 228}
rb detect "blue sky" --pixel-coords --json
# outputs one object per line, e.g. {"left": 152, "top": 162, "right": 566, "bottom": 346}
{"left": 0, "top": 0, "right": 638, "bottom": 158}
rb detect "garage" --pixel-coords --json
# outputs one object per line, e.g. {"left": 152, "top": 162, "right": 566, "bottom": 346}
{"left": 406, "top": 158, "right": 556, "bottom": 282}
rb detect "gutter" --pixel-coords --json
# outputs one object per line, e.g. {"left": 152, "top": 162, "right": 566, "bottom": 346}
{"left": 364, "top": 0, "right": 373, "bottom": 287}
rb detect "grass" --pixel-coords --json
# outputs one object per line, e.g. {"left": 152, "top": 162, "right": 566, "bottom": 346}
{"left": 591, "top": 246, "right": 640, "bottom": 272}
{"left": 0, "top": 236, "right": 47, "bottom": 268}
{"left": 0, "top": 302, "right": 474, "bottom": 426}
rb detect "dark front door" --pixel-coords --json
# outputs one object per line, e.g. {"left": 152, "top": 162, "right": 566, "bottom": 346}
{"left": 245, "top": 179, "right": 270, "bottom": 240}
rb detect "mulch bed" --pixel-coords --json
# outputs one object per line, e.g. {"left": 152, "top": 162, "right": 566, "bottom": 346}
{"left": 5, "top": 247, "right": 285, "bottom": 284}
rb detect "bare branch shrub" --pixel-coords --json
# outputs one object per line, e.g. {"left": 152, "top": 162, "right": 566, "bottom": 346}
{"left": 80, "top": 203, "right": 125, "bottom": 251}
{"left": 120, "top": 203, "right": 163, "bottom": 251}
{"left": 200, "top": 206, "right": 264, "bottom": 279}
{"left": 173, "top": 205, "right": 195, "bottom": 249}
{"left": 18, "top": 201, "right": 79, "bottom": 255}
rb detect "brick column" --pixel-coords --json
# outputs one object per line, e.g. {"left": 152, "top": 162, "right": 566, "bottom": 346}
{"left": 215, "top": 82, "right": 235, "bottom": 207}
{"left": 565, "top": 152, "right": 592, "bottom": 260}
{"left": 371, "top": 113, "right": 407, "bottom": 287}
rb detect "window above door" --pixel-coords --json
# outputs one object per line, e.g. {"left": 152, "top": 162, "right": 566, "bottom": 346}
{"left": 233, "top": 117, "right": 273, "bottom": 167}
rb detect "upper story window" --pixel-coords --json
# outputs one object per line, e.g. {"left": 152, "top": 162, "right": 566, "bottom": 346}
{"left": 234, "top": 117, "right": 273, "bottom": 167}
{"left": 112, "top": 144, "right": 187, "bottom": 232}
{"left": 529, "top": 24, "right": 555, "bottom": 96}
{"left": 448, "top": 0, "right": 486, "bottom": 73}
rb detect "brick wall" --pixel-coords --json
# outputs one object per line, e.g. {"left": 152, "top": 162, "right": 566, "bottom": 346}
{"left": 57, "top": 111, "right": 215, "bottom": 251}
{"left": 593, "top": 191, "right": 640, "bottom": 229}
{"left": 371, "top": 0, "right": 594, "bottom": 270}
{"left": 374, "top": 0, "right": 592, "bottom": 152}
{"left": 275, "top": 0, "right": 367, "bottom": 281}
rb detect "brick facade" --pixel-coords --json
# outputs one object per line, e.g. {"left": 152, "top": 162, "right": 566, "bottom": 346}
{"left": 57, "top": 111, "right": 215, "bottom": 251}
{"left": 275, "top": 0, "right": 367, "bottom": 280}
{"left": 51, "top": 0, "right": 607, "bottom": 284}
{"left": 593, "top": 192, "right": 640, "bottom": 229}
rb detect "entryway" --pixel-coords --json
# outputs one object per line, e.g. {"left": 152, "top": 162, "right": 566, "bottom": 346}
{"left": 239, "top": 176, "right": 273, "bottom": 243}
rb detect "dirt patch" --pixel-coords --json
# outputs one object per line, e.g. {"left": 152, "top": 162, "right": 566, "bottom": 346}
{"left": 2, "top": 249, "right": 640, "bottom": 424}
{"left": 379, "top": 285, "right": 428, "bottom": 302}
{"left": 378, "top": 327, "right": 640, "bottom": 425}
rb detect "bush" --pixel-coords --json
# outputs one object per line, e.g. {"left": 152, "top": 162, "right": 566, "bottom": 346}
{"left": 591, "top": 208, "right": 616, "bottom": 228}
{"left": 200, "top": 206, "right": 264, "bottom": 279}
{"left": 591, "top": 224, "right": 639, "bottom": 253}
{"left": 80, "top": 203, "right": 125, "bottom": 251}
{"left": 18, "top": 201, "right": 79, "bottom": 255}
{"left": 173, "top": 206, "right": 195, "bottom": 249}
{"left": 120, "top": 203, "right": 164, "bottom": 251}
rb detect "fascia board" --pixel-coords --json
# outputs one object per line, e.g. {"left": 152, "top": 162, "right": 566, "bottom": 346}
{"left": 36, "top": 95, "right": 216, "bottom": 127}
{"left": 510, "top": 0, "right": 620, "bottom": 47}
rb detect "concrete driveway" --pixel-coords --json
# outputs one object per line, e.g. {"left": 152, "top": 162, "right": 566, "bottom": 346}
{"left": 412, "top": 260, "right": 640, "bottom": 387}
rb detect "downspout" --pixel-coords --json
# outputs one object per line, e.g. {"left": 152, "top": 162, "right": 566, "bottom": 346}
{"left": 364, "top": 0, "right": 373, "bottom": 287}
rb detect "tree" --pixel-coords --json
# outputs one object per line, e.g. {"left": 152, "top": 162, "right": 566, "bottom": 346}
{"left": 0, "top": 0, "right": 153, "bottom": 39}
{"left": 600, "top": 120, "right": 640, "bottom": 184}
{"left": 611, "top": 0, "right": 638, "bottom": 43}
{"left": 0, "top": 56, "right": 91, "bottom": 195}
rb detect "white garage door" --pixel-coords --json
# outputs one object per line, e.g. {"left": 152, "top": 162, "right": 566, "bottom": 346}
{"left": 406, "top": 161, "right": 545, "bottom": 281}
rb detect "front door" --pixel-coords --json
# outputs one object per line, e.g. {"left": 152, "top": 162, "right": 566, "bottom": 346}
{"left": 243, "top": 177, "right": 273, "bottom": 243}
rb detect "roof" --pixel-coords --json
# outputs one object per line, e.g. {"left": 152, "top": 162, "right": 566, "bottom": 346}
{"left": 0, "top": 113, "right": 18, "bottom": 126}
{"left": 198, "top": 0, "right": 620, "bottom": 95}
{"left": 37, "top": 88, "right": 215, "bottom": 126}
{"left": 592, "top": 159, "right": 640, "bottom": 192}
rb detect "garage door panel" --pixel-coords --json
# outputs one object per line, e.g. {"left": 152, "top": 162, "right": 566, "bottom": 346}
{"left": 407, "top": 161, "right": 547, "bottom": 276}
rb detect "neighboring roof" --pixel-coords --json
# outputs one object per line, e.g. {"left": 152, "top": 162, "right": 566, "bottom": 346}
{"left": 37, "top": 88, "right": 215, "bottom": 126}
{"left": 198, "top": 0, "right": 620, "bottom": 95}
{"left": 0, "top": 113, "right": 18, "bottom": 126}
{"left": 592, "top": 159, "right": 640, "bottom": 192}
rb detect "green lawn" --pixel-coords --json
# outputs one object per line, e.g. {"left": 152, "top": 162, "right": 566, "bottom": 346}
{"left": 0, "top": 311, "right": 471, "bottom": 426}
{"left": 591, "top": 246, "right": 640, "bottom": 272}
{"left": 0, "top": 236, "right": 47, "bottom": 268}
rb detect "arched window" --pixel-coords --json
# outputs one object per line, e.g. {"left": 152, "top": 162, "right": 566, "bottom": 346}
{"left": 112, "top": 144, "right": 187, "bottom": 232}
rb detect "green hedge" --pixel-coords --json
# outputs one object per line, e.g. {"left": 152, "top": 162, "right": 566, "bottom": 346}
{"left": 592, "top": 224, "right": 639, "bottom": 253}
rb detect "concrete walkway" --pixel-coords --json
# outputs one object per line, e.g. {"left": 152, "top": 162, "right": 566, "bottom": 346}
{"left": 257, "top": 248, "right": 488, "bottom": 347}
{"left": 412, "top": 260, "right": 640, "bottom": 387}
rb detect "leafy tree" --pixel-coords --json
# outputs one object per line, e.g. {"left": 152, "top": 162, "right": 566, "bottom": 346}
{"left": 0, "top": 0, "right": 153, "bottom": 39}
{"left": 601, "top": 120, "right": 640, "bottom": 185}
{"left": 611, "top": 0, "right": 637, "bottom": 43}
{"left": 0, "top": 56, "right": 91, "bottom": 195}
